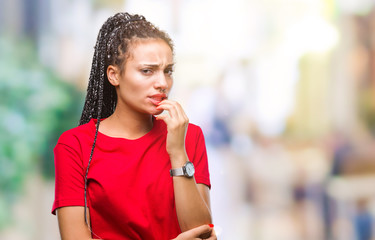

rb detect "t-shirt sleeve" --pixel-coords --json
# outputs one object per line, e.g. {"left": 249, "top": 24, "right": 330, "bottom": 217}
{"left": 52, "top": 131, "right": 85, "bottom": 215}
{"left": 189, "top": 125, "right": 211, "bottom": 189}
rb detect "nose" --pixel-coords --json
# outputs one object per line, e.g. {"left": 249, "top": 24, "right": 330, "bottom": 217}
{"left": 154, "top": 71, "right": 169, "bottom": 91}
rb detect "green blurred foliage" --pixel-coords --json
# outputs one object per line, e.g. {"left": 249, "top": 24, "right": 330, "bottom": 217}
{"left": 0, "top": 36, "right": 83, "bottom": 228}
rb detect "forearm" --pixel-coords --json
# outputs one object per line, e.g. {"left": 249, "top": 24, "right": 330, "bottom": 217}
{"left": 57, "top": 207, "right": 94, "bottom": 240}
{"left": 171, "top": 154, "right": 212, "bottom": 231}
{"left": 156, "top": 99, "right": 212, "bottom": 231}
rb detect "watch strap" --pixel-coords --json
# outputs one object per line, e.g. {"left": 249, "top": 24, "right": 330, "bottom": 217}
{"left": 170, "top": 167, "right": 184, "bottom": 177}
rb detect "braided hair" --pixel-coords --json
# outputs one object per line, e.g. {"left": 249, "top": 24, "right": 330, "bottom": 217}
{"left": 78, "top": 12, "right": 173, "bottom": 231}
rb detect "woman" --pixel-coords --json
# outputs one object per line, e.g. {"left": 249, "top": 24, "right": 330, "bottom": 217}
{"left": 52, "top": 12, "right": 215, "bottom": 240}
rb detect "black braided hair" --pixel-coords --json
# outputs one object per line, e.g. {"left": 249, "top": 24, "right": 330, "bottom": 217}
{"left": 80, "top": 12, "right": 173, "bottom": 125}
{"left": 78, "top": 12, "right": 174, "bottom": 232}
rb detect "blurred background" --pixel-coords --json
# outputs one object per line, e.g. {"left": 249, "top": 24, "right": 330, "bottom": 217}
{"left": 1, "top": 0, "right": 375, "bottom": 239}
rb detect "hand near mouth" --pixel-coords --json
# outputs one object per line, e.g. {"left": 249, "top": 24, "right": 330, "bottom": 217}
{"left": 155, "top": 100, "right": 189, "bottom": 164}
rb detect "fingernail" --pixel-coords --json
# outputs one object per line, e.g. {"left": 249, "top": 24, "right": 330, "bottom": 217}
{"left": 209, "top": 224, "right": 214, "bottom": 228}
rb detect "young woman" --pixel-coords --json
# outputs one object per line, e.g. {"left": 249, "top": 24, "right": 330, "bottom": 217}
{"left": 52, "top": 12, "right": 215, "bottom": 240}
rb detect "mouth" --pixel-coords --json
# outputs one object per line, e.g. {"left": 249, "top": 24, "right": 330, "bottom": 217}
{"left": 149, "top": 93, "right": 167, "bottom": 105}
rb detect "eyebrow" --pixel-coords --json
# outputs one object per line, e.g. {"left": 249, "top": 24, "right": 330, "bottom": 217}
{"left": 139, "top": 63, "right": 175, "bottom": 68}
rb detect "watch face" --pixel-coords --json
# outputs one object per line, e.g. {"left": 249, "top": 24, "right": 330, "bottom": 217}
{"left": 185, "top": 162, "right": 195, "bottom": 177}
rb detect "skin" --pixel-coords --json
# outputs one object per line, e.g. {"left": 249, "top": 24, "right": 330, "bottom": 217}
{"left": 57, "top": 38, "right": 214, "bottom": 239}
{"left": 173, "top": 225, "right": 216, "bottom": 240}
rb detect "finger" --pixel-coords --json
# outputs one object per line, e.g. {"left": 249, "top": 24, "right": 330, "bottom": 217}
{"left": 168, "top": 100, "right": 188, "bottom": 123}
{"left": 169, "top": 100, "right": 188, "bottom": 122}
{"left": 187, "top": 225, "right": 212, "bottom": 237}
{"left": 164, "top": 100, "right": 186, "bottom": 119}
{"left": 207, "top": 229, "right": 217, "bottom": 240}
{"left": 199, "top": 229, "right": 213, "bottom": 239}
{"left": 160, "top": 101, "right": 189, "bottom": 126}
{"left": 180, "top": 108, "right": 189, "bottom": 124}
{"left": 155, "top": 113, "right": 170, "bottom": 123}
{"left": 156, "top": 101, "right": 180, "bottom": 119}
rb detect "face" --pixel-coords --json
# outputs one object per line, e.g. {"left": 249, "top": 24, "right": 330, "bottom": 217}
{"left": 108, "top": 38, "right": 174, "bottom": 116}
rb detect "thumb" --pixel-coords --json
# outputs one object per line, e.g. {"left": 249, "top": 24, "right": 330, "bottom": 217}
{"left": 155, "top": 113, "right": 168, "bottom": 122}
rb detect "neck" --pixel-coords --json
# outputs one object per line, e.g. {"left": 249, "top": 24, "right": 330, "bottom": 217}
{"left": 100, "top": 104, "right": 153, "bottom": 139}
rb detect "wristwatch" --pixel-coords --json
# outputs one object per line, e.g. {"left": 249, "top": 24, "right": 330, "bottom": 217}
{"left": 170, "top": 161, "right": 195, "bottom": 178}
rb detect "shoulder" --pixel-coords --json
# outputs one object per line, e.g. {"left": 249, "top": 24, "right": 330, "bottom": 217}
{"left": 187, "top": 122, "right": 204, "bottom": 136}
{"left": 186, "top": 122, "right": 206, "bottom": 144}
{"left": 57, "top": 119, "right": 94, "bottom": 146}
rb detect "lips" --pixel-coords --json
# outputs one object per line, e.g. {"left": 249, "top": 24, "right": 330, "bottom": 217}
{"left": 149, "top": 93, "right": 167, "bottom": 105}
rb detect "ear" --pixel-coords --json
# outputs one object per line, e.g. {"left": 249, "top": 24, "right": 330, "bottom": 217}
{"left": 107, "top": 65, "right": 120, "bottom": 86}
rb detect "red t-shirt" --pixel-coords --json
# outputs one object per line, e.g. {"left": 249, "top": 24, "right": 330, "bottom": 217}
{"left": 52, "top": 118, "right": 210, "bottom": 240}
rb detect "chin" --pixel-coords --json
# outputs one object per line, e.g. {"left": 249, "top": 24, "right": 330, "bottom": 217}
{"left": 149, "top": 109, "right": 164, "bottom": 116}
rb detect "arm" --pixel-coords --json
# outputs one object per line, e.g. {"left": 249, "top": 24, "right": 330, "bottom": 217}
{"left": 53, "top": 138, "right": 95, "bottom": 240}
{"left": 156, "top": 100, "right": 213, "bottom": 231}
{"left": 57, "top": 206, "right": 98, "bottom": 240}
{"left": 172, "top": 160, "right": 212, "bottom": 231}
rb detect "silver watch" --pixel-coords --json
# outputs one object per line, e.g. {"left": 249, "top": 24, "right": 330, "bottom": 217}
{"left": 170, "top": 161, "right": 195, "bottom": 178}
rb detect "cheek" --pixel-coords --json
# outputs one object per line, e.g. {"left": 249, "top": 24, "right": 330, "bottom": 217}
{"left": 167, "top": 79, "right": 174, "bottom": 89}
{"left": 120, "top": 74, "right": 144, "bottom": 94}
{"left": 123, "top": 85, "right": 143, "bottom": 99}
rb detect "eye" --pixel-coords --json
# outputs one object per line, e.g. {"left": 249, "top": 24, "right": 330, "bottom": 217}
{"left": 141, "top": 69, "right": 153, "bottom": 75}
{"left": 165, "top": 68, "right": 174, "bottom": 76}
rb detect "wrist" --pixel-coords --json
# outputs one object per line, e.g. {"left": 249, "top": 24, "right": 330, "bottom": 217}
{"left": 169, "top": 152, "right": 188, "bottom": 169}
{"left": 170, "top": 160, "right": 195, "bottom": 178}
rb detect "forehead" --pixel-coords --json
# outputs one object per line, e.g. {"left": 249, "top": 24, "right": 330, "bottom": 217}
{"left": 127, "top": 38, "right": 173, "bottom": 64}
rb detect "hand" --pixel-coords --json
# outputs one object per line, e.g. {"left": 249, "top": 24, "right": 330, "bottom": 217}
{"left": 173, "top": 224, "right": 217, "bottom": 240}
{"left": 156, "top": 100, "right": 189, "bottom": 160}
